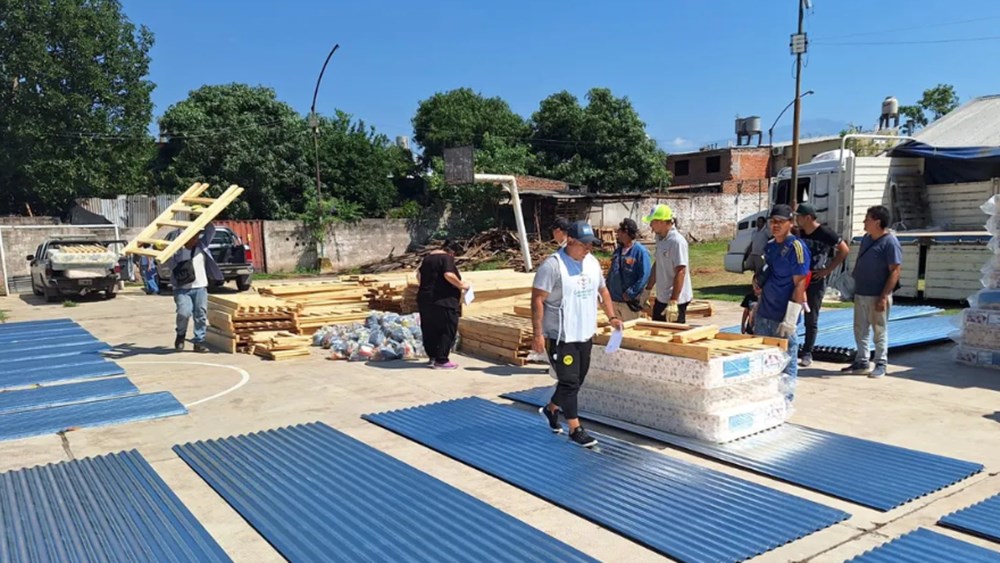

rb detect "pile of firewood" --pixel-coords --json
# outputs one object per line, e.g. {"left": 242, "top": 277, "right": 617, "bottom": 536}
{"left": 359, "top": 229, "right": 559, "bottom": 274}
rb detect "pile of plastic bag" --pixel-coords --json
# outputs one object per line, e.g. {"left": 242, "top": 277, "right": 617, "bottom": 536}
{"left": 312, "top": 312, "right": 425, "bottom": 362}
{"left": 953, "top": 195, "right": 1000, "bottom": 370}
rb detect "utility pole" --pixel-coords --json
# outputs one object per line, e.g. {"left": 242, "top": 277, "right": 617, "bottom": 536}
{"left": 309, "top": 43, "right": 339, "bottom": 269}
{"left": 789, "top": 0, "right": 809, "bottom": 211}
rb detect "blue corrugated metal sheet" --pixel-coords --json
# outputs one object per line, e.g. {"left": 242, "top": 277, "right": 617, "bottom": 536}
{"left": 0, "top": 318, "right": 77, "bottom": 333}
{"left": 940, "top": 493, "right": 1000, "bottom": 543}
{"left": 5, "top": 341, "right": 108, "bottom": 363}
{"left": 0, "top": 378, "right": 138, "bottom": 415}
{"left": 0, "top": 392, "right": 186, "bottom": 442}
{"left": 174, "top": 422, "right": 595, "bottom": 563}
{"left": 363, "top": 397, "right": 850, "bottom": 563}
{"left": 503, "top": 386, "right": 982, "bottom": 511}
{"left": 845, "top": 528, "right": 1000, "bottom": 562}
{"left": 0, "top": 326, "right": 90, "bottom": 344}
{"left": 0, "top": 450, "right": 230, "bottom": 562}
{"left": 0, "top": 333, "right": 101, "bottom": 354}
{"left": 812, "top": 315, "right": 957, "bottom": 361}
{"left": 722, "top": 305, "right": 943, "bottom": 334}
{"left": 0, "top": 359, "right": 125, "bottom": 390}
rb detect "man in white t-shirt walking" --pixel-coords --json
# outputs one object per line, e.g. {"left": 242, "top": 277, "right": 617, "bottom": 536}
{"left": 531, "top": 220, "right": 624, "bottom": 448}
{"left": 166, "top": 224, "right": 223, "bottom": 352}
{"left": 643, "top": 204, "right": 694, "bottom": 323}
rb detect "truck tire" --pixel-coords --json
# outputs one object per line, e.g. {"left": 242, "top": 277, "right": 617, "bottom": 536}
{"left": 32, "top": 283, "right": 42, "bottom": 296}
{"left": 44, "top": 288, "right": 60, "bottom": 303}
{"left": 104, "top": 288, "right": 117, "bottom": 300}
{"left": 236, "top": 275, "right": 252, "bottom": 292}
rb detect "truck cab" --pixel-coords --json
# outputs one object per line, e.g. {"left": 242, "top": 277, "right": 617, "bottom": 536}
{"left": 725, "top": 137, "right": 998, "bottom": 301}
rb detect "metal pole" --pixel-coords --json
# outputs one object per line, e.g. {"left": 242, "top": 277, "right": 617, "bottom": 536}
{"left": 475, "top": 174, "right": 533, "bottom": 271}
{"left": 309, "top": 43, "right": 340, "bottom": 267}
{"left": 790, "top": 0, "right": 805, "bottom": 211}
{"left": 0, "top": 227, "right": 9, "bottom": 297}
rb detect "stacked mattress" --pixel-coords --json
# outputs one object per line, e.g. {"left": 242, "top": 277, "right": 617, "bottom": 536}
{"left": 955, "top": 195, "right": 1000, "bottom": 370}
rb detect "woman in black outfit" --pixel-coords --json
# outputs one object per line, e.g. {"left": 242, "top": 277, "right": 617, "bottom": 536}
{"left": 416, "top": 241, "right": 469, "bottom": 369}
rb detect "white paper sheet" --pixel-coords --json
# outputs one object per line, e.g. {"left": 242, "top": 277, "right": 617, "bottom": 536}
{"left": 464, "top": 284, "right": 475, "bottom": 305}
{"left": 604, "top": 329, "right": 624, "bottom": 354}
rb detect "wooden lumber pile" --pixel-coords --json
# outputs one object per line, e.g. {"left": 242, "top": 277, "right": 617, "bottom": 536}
{"left": 592, "top": 320, "right": 786, "bottom": 361}
{"left": 257, "top": 280, "right": 371, "bottom": 333}
{"left": 206, "top": 294, "right": 299, "bottom": 354}
{"left": 353, "top": 273, "right": 414, "bottom": 313}
{"left": 458, "top": 314, "right": 534, "bottom": 366}
{"left": 250, "top": 331, "right": 313, "bottom": 361}
{"left": 359, "top": 229, "right": 559, "bottom": 274}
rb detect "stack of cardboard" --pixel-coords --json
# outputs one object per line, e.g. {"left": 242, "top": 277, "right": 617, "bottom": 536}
{"left": 458, "top": 314, "right": 534, "bottom": 366}
{"left": 257, "top": 281, "right": 371, "bottom": 334}
{"left": 250, "top": 331, "right": 313, "bottom": 361}
{"left": 206, "top": 294, "right": 299, "bottom": 354}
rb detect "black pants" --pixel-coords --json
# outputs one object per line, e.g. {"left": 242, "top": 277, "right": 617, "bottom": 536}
{"left": 802, "top": 277, "right": 826, "bottom": 354}
{"left": 419, "top": 303, "right": 459, "bottom": 363}
{"left": 546, "top": 339, "right": 593, "bottom": 420}
{"left": 652, "top": 300, "right": 690, "bottom": 324}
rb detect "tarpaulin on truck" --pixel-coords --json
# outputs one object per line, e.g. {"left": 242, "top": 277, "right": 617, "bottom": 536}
{"left": 889, "top": 141, "right": 1000, "bottom": 183}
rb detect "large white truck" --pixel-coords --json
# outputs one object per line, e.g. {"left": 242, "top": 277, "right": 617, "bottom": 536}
{"left": 724, "top": 134, "right": 998, "bottom": 301}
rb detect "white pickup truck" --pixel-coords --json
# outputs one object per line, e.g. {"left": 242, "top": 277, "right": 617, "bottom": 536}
{"left": 27, "top": 236, "right": 124, "bottom": 302}
{"left": 725, "top": 136, "right": 998, "bottom": 301}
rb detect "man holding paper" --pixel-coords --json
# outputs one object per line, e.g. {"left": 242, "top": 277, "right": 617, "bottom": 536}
{"left": 531, "top": 220, "right": 624, "bottom": 448}
{"left": 753, "top": 204, "right": 811, "bottom": 395}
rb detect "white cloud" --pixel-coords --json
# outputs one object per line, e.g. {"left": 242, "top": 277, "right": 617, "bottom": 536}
{"left": 671, "top": 137, "right": 693, "bottom": 148}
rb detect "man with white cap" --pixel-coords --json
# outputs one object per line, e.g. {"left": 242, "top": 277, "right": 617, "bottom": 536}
{"left": 643, "top": 204, "right": 693, "bottom": 323}
{"left": 532, "top": 220, "right": 624, "bottom": 448}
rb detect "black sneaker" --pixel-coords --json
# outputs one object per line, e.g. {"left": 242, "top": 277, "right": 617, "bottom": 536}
{"left": 799, "top": 353, "right": 813, "bottom": 367}
{"left": 539, "top": 406, "right": 563, "bottom": 434}
{"left": 569, "top": 427, "right": 598, "bottom": 448}
{"left": 174, "top": 335, "right": 185, "bottom": 351}
{"left": 193, "top": 343, "right": 209, "bottom": 353}
{"left": 840, "top": 361, "right": 869, "bottom": 374}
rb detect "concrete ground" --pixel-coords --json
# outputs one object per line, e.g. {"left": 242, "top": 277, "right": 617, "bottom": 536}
{"left": 1, "top": 287, "right": 998, "bottom": 562}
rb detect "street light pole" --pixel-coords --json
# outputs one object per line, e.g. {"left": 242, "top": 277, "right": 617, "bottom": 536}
{"left": 308, "top": 43, "right": 339, "bottom": 269}
{"left": 309, "top": 43, "right": 340, "bottom": 204}
{"left": 789, "top": 0, "right": 808, "bottom": 211}
{"left": 768, "top": 90, "right": 813, "bottom": 177}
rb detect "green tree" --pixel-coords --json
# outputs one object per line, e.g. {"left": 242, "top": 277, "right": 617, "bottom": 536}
{"left": 0, "top": 0, "right": 155, "bottom": 216}
{"left": 153, "top": 83, "right": 314, "bottom": 219}
{"left": 530, "top": 88, "right": 669, "bottom": 192}
{"left": 900, "top": 84, "right": 959, "bottom": 132}
{"left": 313, "top": 110, "right": 414, "bottom": 218}
{"left": 412, "top": 87, "right": 528, "bottom": 164}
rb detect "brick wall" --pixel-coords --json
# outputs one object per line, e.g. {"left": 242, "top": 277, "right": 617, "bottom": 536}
{"left": 667, "top": 147, "right": 771, "bottom": 190}
{"left": 730, "top": 149, "right": 770, "bottom": 180}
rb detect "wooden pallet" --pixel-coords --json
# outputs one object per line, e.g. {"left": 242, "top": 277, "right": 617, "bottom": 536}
{"left": 458, "top": 314, "right": 534, "bottom": 365}
{"left": 123, "top": 182, "right": 245, "bottom": 262}
{"left": 593, "top": 321, "right": 787, "bottom": 361}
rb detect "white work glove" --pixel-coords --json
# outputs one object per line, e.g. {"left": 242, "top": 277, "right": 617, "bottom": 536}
{"left": 776, "top": 302, "right": 803, "bottom": 338}
{"left": 666, "top": 300, "right": 679, "bottom": 322}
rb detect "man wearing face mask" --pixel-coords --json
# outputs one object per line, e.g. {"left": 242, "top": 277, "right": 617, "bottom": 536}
{"left": 753, "top": 204, "right": 811, "bottom": 396}
{"left": 532, "top": 220, "right": 624, "bottom": 448}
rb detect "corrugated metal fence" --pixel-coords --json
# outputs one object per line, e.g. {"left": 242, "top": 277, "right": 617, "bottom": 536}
{"left": 77, "top": 195, "right": 178, "bottom": 228}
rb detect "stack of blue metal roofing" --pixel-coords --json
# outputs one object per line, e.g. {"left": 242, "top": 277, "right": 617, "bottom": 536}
{"left": 0, "top": 318, "right": 186, "bottom": 441}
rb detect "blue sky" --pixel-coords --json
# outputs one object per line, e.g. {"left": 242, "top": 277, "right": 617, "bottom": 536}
{"left": 122, "top": 0, "right": 1000, "bottom": 153}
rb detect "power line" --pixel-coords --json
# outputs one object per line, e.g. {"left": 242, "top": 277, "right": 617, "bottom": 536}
{"left": 813, "top": 34, "right": 1000, "bottom": 46}
{"left": 812, "top": 15, "right": 1000, "bottom": 41}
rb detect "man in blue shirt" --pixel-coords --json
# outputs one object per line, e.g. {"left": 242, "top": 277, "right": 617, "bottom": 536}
{"left": 606, "top": 218, "right": 652, "bottom": 321}
{"left": 753, "top": 204, "right": 811, "bottom": 393}
{"left": 842, "top": 205, "right": 903, "bottom": 378}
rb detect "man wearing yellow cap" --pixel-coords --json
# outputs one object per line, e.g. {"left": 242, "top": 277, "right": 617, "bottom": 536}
{"left": 643, "top": 204, "right": 693, "bottom": 323}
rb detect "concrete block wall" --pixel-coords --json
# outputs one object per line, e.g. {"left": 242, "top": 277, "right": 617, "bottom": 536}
{"left": 263, "top": 218, "right": 419, "bottom": 273}
{"left": 587, "top": 193, "right": 770, "bottom": 242}
{"left": 0, "top": 225, "right": 133, "bottom": 280}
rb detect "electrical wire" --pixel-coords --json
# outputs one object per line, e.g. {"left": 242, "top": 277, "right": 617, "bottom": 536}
{"left": 813, "top": 34, "right": 1000, "bottom": 46}
{"left": 811, "top": 15, "right": 1000, "bottom": 41}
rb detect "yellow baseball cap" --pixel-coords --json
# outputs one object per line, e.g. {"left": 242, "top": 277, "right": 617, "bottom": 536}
{"left": 642, "top": 204, "right": 674, "bottom": 223}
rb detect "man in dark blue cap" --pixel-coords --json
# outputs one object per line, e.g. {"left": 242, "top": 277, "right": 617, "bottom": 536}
{"left": 532, "top": 220, "right": 624, "bottom": 448}
{"left": 753, "top": 204, "right": 811, "bottom": 398}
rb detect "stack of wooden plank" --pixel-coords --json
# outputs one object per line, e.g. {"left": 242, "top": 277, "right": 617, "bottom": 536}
{"left": 250, "top": 331, "right": 313, "bottom": 361}
{"left": 257, "top": 281, "right": 371, "bottom": 333}
{"left": 355, "top": 273, "right": 414, "bottom": 313}
{"left": 206, "top": 294, "right": 299, "bottom": 354}
{"left": 458, "top": 314, "right": 534, "bottom": 366}
{"left": 592, "top": 320, "right": 785, "bottom": 360}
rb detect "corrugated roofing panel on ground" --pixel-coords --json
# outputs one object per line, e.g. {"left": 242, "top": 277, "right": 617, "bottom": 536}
{"left": 363, "top": 397, "right": 849, "bottom": 563}
{"left": 0, "top": 326, "right": 91, "bottom": 345}
{"left": 0, "top": 359, "right": 125, "bottom": 391}
{"left": 940, "top": 493, "right": 1000, "bottom": 543}
{"left": 0, "top": 318, "right": 77, "bottom": 333}
{"left": 0, "top": 392, "right": 186, "bottom": 442}
{"left": 0, "top": 450, "right": 230, "bottom": 562}
{"left": 503, "top": 386, "right": 982, "bottom": 511}
{"left": 173, "top": 422, "right": 595, "bottom": 563}
{"left": 813, "top": 315, "right": 956, "bottom": 361}
{"left": 5, "top": 341, "right": 108, "bottom": 363}
{"left": 0, "top": 333, "right": 102, "bottom": 354}
{"left": 0, "top": 377, "right": 138, "bottom": 415}
{"left": 722, "top": 305, "right": 943, "bottom": 335}
{"left": 845, "top": 528, "right": 1000, "bottom": 562}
